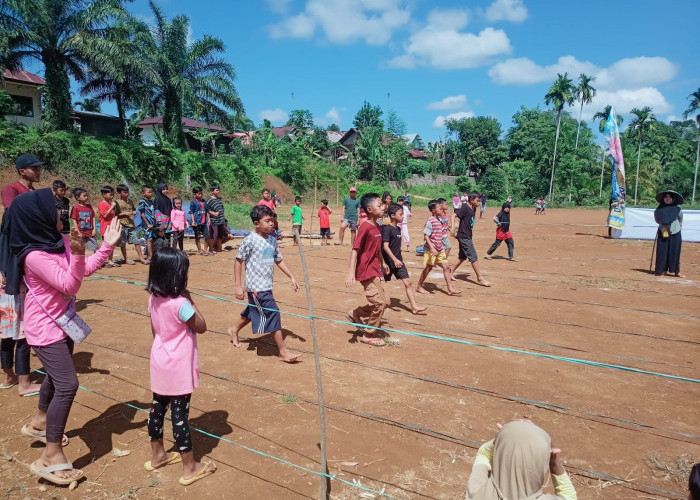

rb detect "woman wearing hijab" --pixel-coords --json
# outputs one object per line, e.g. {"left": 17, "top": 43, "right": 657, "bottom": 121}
{"left": 9, "top": 188, "right": 121, "bottom": 485}
{"left": 466, "top": 420, "right": 577, "bottom": 500}
{"left": 653, "top": 190, "right": 684, "bottom": 277}
{"left": 484, "top": 203, "right": 516, "bottom": 261}
{"left": 154, "top": 183, "right": 173, "bottom": 243}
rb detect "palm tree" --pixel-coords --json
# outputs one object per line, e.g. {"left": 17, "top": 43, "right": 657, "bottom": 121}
{"left": 143, "top": 0, "right": 243, "bottom": 149}
{"left": 574, "top": 73, "right": 596, "bottom": 150}
{"left": 74, "top": 98, "right": 101, "bottom": 112}
{"left": 628, "top": 106, "right": 657, "bottom": 205}
{"left": 544, "top": 72, "right": 576, "bottom": 199}
{"left": 593, "top": 105, "right": 623, "bottom": 133}
{"left": 683, "top": 88, "right": 700, "bottom": 203}
{"left": 0, "top": 0, "right": 127, "bottom": 130}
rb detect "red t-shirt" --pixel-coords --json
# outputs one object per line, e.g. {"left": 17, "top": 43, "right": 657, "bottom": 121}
{"left": 258, "top": 199, "right": 275, "bottom": 210}
{"left": 97, "top": 200, "right": 117, "bottom": 236}
{"left": 1, "top": 181, "right": 31, "bottom": 209}
{"left": 71, "top": 204, "right": 95, "bottom": 237}
{"left": 353, "top": 221, "right": 382, "bottom": 281}
{"left": 318, "top": 207, "right": 331, "bottom": 228}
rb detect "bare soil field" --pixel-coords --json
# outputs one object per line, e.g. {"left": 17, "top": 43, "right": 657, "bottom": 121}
{"left": 1, "top": 207, "right": 698, "bottom": 500}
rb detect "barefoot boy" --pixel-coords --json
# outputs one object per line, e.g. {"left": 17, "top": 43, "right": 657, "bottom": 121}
{"left": 345, "top": 193, "right": 390, "bottom": 346}
{"left": 318, "top": 199, "right": 332, "bottom": 245}
{"left": 381, "top": 203, "right": 426, "bottom": 314}
{"left": 115, "top": 184, "right": 146, "bottom": 264}
{"left": 416, "top": 200, "right": 461, "bottom": 296}
{"left": 229, "top": 205, "right": 301, "bottom": 363}
{"left": 450, "top": 191, "right": 491, "bottom": 287}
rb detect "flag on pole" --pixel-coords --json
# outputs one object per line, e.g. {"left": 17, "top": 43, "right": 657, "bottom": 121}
{"left": 605, "top": 107, "right": 626, "bottom": 229}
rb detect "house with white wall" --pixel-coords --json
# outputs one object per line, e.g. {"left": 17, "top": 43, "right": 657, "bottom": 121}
{"left": 1, "top": 69, "right": 44, "bottom": 127}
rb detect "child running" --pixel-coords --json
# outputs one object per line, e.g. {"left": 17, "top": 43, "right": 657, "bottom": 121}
{"left": 228, "top": 205, "right": 301, "bottom": 363}
{"left": 484, "top": 202, "right": 516, "bottom": 261}
{"left": 145, "top": 247, "right": 216, "bottom": 485}
{"left": 189, "top": 187, "right": 210, "bottom": 255}
{"left": 381, "top": 203, "right": 426, "bottom": 314}
{"left": 397, "top": 196, "right": 411, "bottom": 252}
{"left": 345, "top": 193, "right": 390, "bottom": 347}
{"left": 318, "top": 199, "right": 332, "bottom": 245}
{"left": 170, "top": 197, "right": 186, "bottom": 251}
{"left": 450, "top": 191, "right": 491, "bottom": 287}
{"left": 416, "top": 200, "right": 461, "bottom": 296}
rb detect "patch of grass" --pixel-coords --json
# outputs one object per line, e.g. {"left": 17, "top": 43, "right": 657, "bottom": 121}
{"left": 644, "top": 453, "right": 696, "bottom": 484}
{"left": 223, "top": 202, "right": 255, "bottom": 230}
{"left": 281, "top": 394, "right": 297, "bottom": 403}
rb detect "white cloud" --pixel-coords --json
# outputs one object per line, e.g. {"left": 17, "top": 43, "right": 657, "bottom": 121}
{"left": 259, "top": 108, "right": 289, "bottom": 124}
{"left": 265, "top": 0, "right": 292, "bottom": 13}
{"left": 488, "top": 56, "right": 598, "bottom": 85}
{"left": 427, "top": 94, "right": 467, "bottom": 110}
{"left": 433, "top": 111, "right": 475, "bottom": 128}
{"left": 569, "top": 87, "right": 674, "bottom": 122}
{"left": 594, "top": 57, "right": 678, "bottom": 89}
{"left": 389, "top": 9, "right": 511, "bottom": 70}
{"left": 269, "top": 0, "right": 411, "bottom": 45}
{"left": 484, "top": 0, "right": 528, "bottom": 23}
{"left": 317, "top": 107, "right": 346, "bottom": 126}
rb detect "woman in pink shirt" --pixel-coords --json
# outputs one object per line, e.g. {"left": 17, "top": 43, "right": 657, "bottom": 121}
{"left": 170, "top": 197, "right": 186, "bottom": 251}
{"left": 8, "top": 188, "right": 121, "bottom": 485}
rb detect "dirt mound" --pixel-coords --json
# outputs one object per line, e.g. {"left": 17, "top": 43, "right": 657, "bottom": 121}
{"left": 261, "top": 174, "right": 294, "bottom": 204}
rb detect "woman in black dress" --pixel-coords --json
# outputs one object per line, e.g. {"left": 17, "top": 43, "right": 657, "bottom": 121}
{"left": 653, "top": 190, "right": 684, "bottom": 277}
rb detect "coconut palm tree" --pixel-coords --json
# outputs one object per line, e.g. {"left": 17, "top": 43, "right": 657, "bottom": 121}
{"left": 683, "top": 88, "right": 700, "bottom": 203}
{"left": 593, "top": 105, "right": 623, "bottom": 133}
{"left": 143, "top": 0, "right": 243, "bottom": 149}
{"left": 574, "top": 73, "right": 596, "bottom": 150}
{"left": 74, "top": 98, "right": 101, "bottom": 112}
{"left": 0, "top": 0, "right": 127, "bottom": 130}
{"left": 628, "top": 106, "right": 657, "bottom": 205}
{"left": 544, "top": 72, "right": 576, "bottom": 199}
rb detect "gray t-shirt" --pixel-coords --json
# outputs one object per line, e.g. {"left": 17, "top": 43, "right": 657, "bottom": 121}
{"left": 236, "top": 233, "right": 283, "bottom": 292}
{"left": 343, "top": 197, "right": 360, "bottom": 222}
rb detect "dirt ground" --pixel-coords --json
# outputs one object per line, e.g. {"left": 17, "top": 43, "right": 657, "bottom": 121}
{"left": 0, "top": 206, "right": 698, "bottom": 500}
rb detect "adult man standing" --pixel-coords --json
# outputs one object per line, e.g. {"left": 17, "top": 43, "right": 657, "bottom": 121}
{"left": 336, "top": 186, "right": 360, "bottom": 246}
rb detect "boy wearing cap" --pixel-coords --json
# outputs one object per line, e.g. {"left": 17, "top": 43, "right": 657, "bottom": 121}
{"left": 337, "top": 187, "right": 360, "bottom": 246}
{"left": 1, "top": 153, "right": 43, "bottom": 209}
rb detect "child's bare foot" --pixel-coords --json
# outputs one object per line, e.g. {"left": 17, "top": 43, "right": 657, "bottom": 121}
{"left": 18, "top": 382, "right": 41, "bottom": 396}
{"left": 228, "top": 327, "right": 242, "bottom": 347}
{"left": 508, "top": 257, "right": 518, "bottom": 262}
{"left": 675, "top": 273, "right": 685, "bottom": 278}
{"left": 447, "top": 289, "right": 462, "bottom": 296}
{"left": 1, "top": 373, "right": 17, "bottom": 389}
{"left": 411, "top": 306, "right": 427, "bottom": 314}
{"left": 279, "top": 351, "right": 302, "bottom": 363}
{"left": 477, "top": 279, "right": 491, "bottom": 287}
{"left": 416, "top": 287, "right": 430, "bottom": 294}
{"left": 484, "top": 255, "right": 493, "bottom": 260}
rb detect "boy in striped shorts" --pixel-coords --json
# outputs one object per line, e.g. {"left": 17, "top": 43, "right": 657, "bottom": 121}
{"left": 416, "top": 200, "right": 461, "bottom": 296}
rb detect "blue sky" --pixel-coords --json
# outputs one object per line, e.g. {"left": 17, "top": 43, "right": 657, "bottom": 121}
{"left": 98, "top": 0, "right": 699, "bottom": 141}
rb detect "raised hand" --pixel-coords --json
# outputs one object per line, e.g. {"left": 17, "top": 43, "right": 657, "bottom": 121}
{"left": 103, "top": 218, "right": 123, "bottom": 247}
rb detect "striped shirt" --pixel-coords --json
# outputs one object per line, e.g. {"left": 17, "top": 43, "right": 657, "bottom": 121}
{"left": 423, "top": 216, "right": 444, "bottom": 252}
{"left": 207, "top": 196, "right": 225, "bottom": 225}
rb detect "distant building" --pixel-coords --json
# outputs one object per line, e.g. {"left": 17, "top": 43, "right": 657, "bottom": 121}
{"left": 2, "top": 69, "right": 44, "bottom": 127}
{"left": 71, "top": 110, "right": 122, "bottom": 138}
{"left": 136, "top": 116, "right": 227, "bottom": 148}
{"left": 403, "top": 134, "right": 426, "bottom": 150}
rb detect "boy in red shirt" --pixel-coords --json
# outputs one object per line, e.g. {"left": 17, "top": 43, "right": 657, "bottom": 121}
{"left": 345, "top": 193, "right": 390, "bottom": 347}
{"left": 71, "top": 188, "right": 98, "bottom": 253}
{"left": 97, "top": 185, "right": 119, "bottom": 267}
{"left": 317, "top": 199, "right": 332, "bottom": 245}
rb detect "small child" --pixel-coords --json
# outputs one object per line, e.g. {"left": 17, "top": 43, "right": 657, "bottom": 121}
{"left": 70, "top": 188, "right": 98, "bottom": 254}
{"left": 258, "top": 188, "right": 276, "bottom": 210}
{"left": 437, "top": 198, "right": 452, "bottom": 258}
{"left": 345, "top": 193, "right": 390, "bottom": 347}
{"left": 397, "top": 196, "right": 411, "bottom": 252}
{"left": 535, "top": 197, "right": 543, "bottom": 215}
{"left": 151, "top": 225, "right": 169, "bottom": 254}
{"left": 450, "top": 191, "right": 491, "bottom": 287}
{"left": 52, "top": 180, "right": 70, "bottom": 235}
{"left": 479, "top": 192, "right": 487, "bottom": 219}
{"left": 484, "top": 202, "right": 516, "bottom": 261}
{"left": 189, "top": 187, "right": 210, "bottom": 255}
{"left": 290, "top": 196, "right": 303, "bottom": 246}
{"left": 207, "top": 185, "right": 225, "bottom": 253}
{"left": 228, "top": 205, "right": 301, "bottom": 363}
{"left": 416, "top": 200, "right": 460, "bottom": 296}
{"left": 98, "top": 185, "right": 120, "bottom": 267}
{"left": 318, "top": 199, "right": 332, "bottom": 245}
{"left": 381, "top": 191, "right": 393, "bottom": 225}
{"left": 145, "top": 247, "right": 216, "bottom": 486}
{"left": 382, "top": 203, "right": 426, "bottom": 315}
{"left": 115, "top": 184, "right": 145, "bottom": 264}
{"left": 170, "top": 197, "right": 186, "bottom": 251}
{"left": 137, "top": 185, "right": 156, "bottom": 262}
{"left": 541, "top": 198, "right": 547, "bottom": 215}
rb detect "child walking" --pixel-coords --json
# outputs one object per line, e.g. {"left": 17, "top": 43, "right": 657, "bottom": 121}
{"left": 189, "top": 187, "right": 210, "bottom": 255}
{"left": 71, "top": 188, "right": 98, "bottom": 254}
{"left": 450, "top": 191, "right": 491, "bottom": 287}
{"left": 170, "top": 197, "right": 186, "bottom": 251}
{"left": 416, "top": 200, "right": 461, "bottom": 296}
{"left": 318, "top": 199, "right": 332, "bottom": 245}
{"left": 228, "top": 205, "right": 301, "bottom": 363}
{"left": 291, "top": 196, "right": 303, "bottom": 245}
{"left": 381, "top": 204, "right": 426, "bottom": 314}
{"left": 484, "top": 202, "right": 516, "bottom": 261}
{"left": 345, "top": 193, "right": 390, "bottom": 347}
{"left": 145, "top": 247, "right": 216, "bottom": 485}
{"left": 438, "top": 198, "right": 453, "bottom": 258}
{"left": 397, "top": 196, "right": 411, "bottom": 252}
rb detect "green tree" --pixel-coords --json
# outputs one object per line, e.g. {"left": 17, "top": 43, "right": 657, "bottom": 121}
{"left": 445, "top": 116, "right": 502, "bottom": 179}
{"left": 628, "top": 106, "right": 657, "bottom": 205}
{"left": 592, "top": 105, "right": 623, "bottom": 133}
{"left": 0, "top": 89, "right": 16, "bottom": 119}
{"left": 229, "top": 111, "right": 254, "bottom": 131}
{"left": 354, "top": 127, "right": 384, "bottom": 180}
{"left": 0, "top": 0, "right": 128, "bottom": 130}
{"left": 74, "top": 98, "right": 101, "bottom": 112}
{"left": 326, "top": 123, "right": 340, "bottom": 132}
{"left": 544, "top": 72, "right": 576, "bottom": 199}
{"left": 353, "top": 101, "right": 383, "bottom": 129}
{"left": 683, "top": 88, "right": 700, "bottom": 203}
{"left": 385, "top": 109, "right": 406, "bottom": 137}
{"left": 286, "top": 109, "right": 313, "bottom": 129}
{"left": 574, "top": 73, "right": 596, "bottom": 150}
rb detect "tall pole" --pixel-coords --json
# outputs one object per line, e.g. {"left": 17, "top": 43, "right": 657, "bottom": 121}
{"left": 634, "top": 140, "right": 641, "bottom": 205}
{"left": 599, "top": 146, "right": 606, "bottom": 199}
{"left": 693, "top": 117, "right": 699, "bottom": 204}
{"left": 310, "top": 176, "right": 317, "bottom": 242}
{"left": 548, "top": 110, "right": 562, "bottom": 200}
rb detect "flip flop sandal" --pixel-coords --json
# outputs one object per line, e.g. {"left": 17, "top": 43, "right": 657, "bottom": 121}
{"left": 22, "top": 390, "right": 40, "bottom": 397}
{"left": 144, "top": 452, "right": 182, "bottom": 471}
{"left": 0, "top": 382, "right": 18, "bottom": 389}
{"left": 360, "top": 336, "right": 386, "bottom": 347}
{"left": 30, "top": 459, "right": 83, "bottom": 486}
{"left": 21, "top": 424, "right": 69, "bottom": 446}
{"left": 125, "top": 260, "right": 136, "bottom": 265}
{"left": 345, "top": 313, "right": 366, "bottom": 333}
{"left": 178, "top": 461, "right": 215, "bottom": 486}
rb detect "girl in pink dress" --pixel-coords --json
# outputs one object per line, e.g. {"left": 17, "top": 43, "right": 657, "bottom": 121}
{"left": 170, "top": 197, "right": 186, "bottom": 251}
{"left": 145, "top": 247, "right": 216, "bottom": 485}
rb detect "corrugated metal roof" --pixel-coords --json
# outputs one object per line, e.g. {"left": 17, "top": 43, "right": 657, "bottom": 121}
{"left": 137, "top": 116, "right": 227, "bottom": 132}
{"left": 3, "top": 69, "right": 46, "bottom": 86}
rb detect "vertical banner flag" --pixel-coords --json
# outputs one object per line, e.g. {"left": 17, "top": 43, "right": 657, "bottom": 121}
{"left": 605, "top": 107, "right": 626, "bottom": 229}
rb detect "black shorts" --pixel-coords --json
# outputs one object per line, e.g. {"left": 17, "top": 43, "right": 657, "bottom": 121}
{"left": 241, "top": 291, "right": 281, "bottom": 334}
{"left": 457, "top": 237, "right": 478, "bottom": 262}
{"left": 210, "top": 223, "right": 226, "bottom": 240}
{"left": 193, "top": 224, "right": 209, "bottom": 239}
{"left": 320, "top": 227, "right": 331, "bottom": 237}
{"left": 384, "top": 264, "right": 409, "bottom": 281}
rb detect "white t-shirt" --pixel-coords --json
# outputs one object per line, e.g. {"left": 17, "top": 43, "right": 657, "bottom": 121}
{"left": 401, "top": 205, "right": 411, "bottom": 225}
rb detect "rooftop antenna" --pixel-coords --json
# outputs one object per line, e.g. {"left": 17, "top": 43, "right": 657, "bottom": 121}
{"left": 291, "top": 91, "right": 295, "bottom": 107}
{"left": 386, "top": 92, "right": 390, "bottom": 112}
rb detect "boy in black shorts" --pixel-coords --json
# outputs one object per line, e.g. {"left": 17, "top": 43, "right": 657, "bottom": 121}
{"left": 450, "top": 191, "right": 491, "bottom": 287}
{"left": 381, "top": 204, "right": 426, "bottom": 314}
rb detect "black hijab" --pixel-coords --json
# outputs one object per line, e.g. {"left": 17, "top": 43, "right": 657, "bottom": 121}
{"left": 496, "top": 202, "right": 511, "bottom": 232}
{"left": 654, "top": 198, "right": 681, "bottom": 226}
{"left": 154, "top": 183, "right": 172, "bottom": 216}
{"left": 1, "top": 188, "right": 65, "bottom": 294}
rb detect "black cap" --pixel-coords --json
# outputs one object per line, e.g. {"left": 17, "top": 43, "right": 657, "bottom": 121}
{"left": 15, "top": 153, "right": 44, "bottom": 170}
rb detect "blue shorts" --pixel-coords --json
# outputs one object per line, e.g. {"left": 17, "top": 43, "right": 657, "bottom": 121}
{"left": 320, "top": 227, "right": 331, "bottom": 237}
{"left": 241, "top": 291, "right": 281, "bottom": 335}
